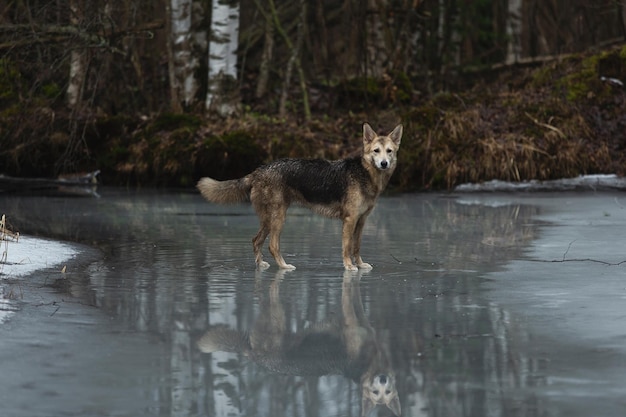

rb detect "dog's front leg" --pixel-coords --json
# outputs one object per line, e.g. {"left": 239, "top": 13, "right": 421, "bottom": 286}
{"left": 268, "top": 206, "right": 296, "bottom": 270}
{"left": 342, "top": 216, "right": 359, "bottom": 271}
{"left": 352, "top": 212, "right": 373, "bottom": 270}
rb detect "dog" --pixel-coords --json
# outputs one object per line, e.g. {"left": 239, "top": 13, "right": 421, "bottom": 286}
{"left": 197, "top": 123, "right": 403, "bottom": 270}
{"left": 197, "top": 270, "right": 401, "bottom": 417}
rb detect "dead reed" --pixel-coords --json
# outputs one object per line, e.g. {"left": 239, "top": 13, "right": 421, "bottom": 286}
{"left": 1, "top": 215, "right": 19, "bottom": 274}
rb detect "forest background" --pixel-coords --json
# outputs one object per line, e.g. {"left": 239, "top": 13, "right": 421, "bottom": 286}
{"left": 1, "top": 0, "right": 625, "bottom": 190}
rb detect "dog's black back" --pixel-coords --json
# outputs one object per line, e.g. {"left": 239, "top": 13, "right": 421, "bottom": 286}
{"left": 255, "top": 157, "right": 369, "bottom": 205}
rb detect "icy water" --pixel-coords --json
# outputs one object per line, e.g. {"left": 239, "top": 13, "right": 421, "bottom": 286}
{"left": 1, "top": 189, "right": 625, "bottom": 417}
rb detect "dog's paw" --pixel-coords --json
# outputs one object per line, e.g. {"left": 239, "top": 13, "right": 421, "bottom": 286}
{"left": 280, "top": 263, "right": 297, "bottom": 270}
{"left": 358, "top": 262, "right": 373, "bottom": 270}
{"left": 257, "top": 261, "right": 271, "bottom": 269}
{"left": 344, "top": 264, "right": 359, "bottom": 271}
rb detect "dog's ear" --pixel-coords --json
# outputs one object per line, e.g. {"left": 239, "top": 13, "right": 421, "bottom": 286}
{"left": 389, "top": 124, "right": 403, "bottom": 146}
{"left": 361, "top": 394, "right": 376, "bottom": 417}
{"left": 363, "top": 123, "right": 377, "bottom": 144}
{"left": 387, "top": 395, "right": 402, "bottom": 416}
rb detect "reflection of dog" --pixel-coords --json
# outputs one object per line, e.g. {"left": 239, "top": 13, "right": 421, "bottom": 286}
{"left": 198, "top": 271, "right": 401, "bottom": 417}
{"left": 197, "top": 123, "right": 403, "bottom": 270}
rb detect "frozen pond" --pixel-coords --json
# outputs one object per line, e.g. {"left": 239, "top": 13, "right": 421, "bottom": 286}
{"left": 1, "top": 189, "right": 625, "bottom": 417}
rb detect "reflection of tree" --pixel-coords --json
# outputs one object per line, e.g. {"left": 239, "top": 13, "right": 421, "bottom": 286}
{"left": 372, "top": 197, "right": 540, "bottom": 270}
{"left": 4, "top": 192, "right": 549, "bottom": 416}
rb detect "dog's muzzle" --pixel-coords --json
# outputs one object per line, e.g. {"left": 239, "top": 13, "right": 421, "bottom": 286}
{"left": 380, "top": 160, "right": 389, "bottom": 169}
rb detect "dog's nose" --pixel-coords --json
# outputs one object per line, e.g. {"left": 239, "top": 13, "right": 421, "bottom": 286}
{"left": 379, "top": 375, "right": 387, "bottom": 384}
{"left": 380, "top": 160, "right": 388, "bottom": 169}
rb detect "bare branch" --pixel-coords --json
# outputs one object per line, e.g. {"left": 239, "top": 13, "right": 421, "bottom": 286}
{"left": 0, "top": 20, "right": 163, "bottom": 51}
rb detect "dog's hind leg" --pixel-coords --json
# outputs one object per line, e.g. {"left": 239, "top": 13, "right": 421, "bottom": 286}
{"left": 268, "top": 206, "right": 296, "bottom": 270}
{"left": 252, "top": 224, "right": 270, "bottom": 269}
{"left": 251, "top": 196, "right": 272, "bottom": 269}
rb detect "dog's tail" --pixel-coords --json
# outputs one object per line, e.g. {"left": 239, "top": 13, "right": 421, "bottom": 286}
{"left": 197, "top": 176, "right": 251, "bottom": 204}
{"left": 197, "top": 325, "right": 251, "bottom": 354}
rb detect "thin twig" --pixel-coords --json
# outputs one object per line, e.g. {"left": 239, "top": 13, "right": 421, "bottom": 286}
{"left": 529, "top": 258, "right": 626, "bottom": 266}
{"left": 389, "top": 253, "right": 402, "bottom": 264}
{"left": 562, "top": 240, "right": 576, "bottom": 261}
{"left": 50, "top": 304, "right": 61, "bottom": 316}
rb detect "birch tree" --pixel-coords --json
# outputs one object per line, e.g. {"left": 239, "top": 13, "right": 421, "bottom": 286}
{"left": 168, "top": 0, "right": 197, "bottom": 111}
{"left": 206, "top": 0, "right": 240, "bottom": 116}
{"left": 505, "top": 0, "right": 522, "bottom": 64}
{"left": 67, "top": 0, "right": 87, "bottom": 108}
{"left": 365, "top": 0, "right": 389, "bottom": 78}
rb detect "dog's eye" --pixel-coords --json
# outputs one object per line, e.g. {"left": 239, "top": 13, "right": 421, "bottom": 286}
{"left": 386, "top": 390, "right": 391, "bottom": 395}
{"left": 386, "top": 148, "right": 392, "bottom": 154}
{"left": 373, "top": 390, "right": 380, "bottom": 395}
{"left": 374, "top": 148, "right": 381, "bottom": 153}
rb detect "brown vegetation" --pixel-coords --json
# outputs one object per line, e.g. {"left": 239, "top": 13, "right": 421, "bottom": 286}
{"left": 4, "top": 44, "right": 625, "bottom": 191}
{"left": 397, "top": 46, "right": 626, "bottom": 189}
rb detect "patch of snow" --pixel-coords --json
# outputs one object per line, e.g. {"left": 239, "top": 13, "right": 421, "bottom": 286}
{"left": 1, "top": 235, "right": 78, "bottom": 278}
{"left": 1, "top": 235, "right": 79, "bottom": 323}
{"left": 455, "top": 174, "right": 626, "bottom": 192}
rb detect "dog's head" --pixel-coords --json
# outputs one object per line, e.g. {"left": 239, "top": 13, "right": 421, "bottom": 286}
{"left": 361, "top": 372, "right": 401, "bottom": 417}
{"left": 363, "top": 123, "right": 403, "bottom": 171}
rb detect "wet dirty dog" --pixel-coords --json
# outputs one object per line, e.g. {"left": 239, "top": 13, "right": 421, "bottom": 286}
{"left": 197, "top": 123, "right": 403, "bottom": 270}
{"left": 198, "top": 271, "right": 401, "bottom": 417}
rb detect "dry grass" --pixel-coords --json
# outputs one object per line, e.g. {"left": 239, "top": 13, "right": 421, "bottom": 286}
{"left": 399, "top": 85, "right": 617, "bottom": 190}
{"left": 1, "top": 214, "right": 19, "bottom": 274}
{"left": 1, "top": 215, "right": 23, "bottom": 300}
{"left": 0, "top": 214, "right": 19, "bottom": 243}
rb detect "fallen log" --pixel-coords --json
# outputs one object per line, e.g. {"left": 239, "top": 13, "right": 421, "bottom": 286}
{"left": 0, "top": 170, "right": 100, "bottom": 197}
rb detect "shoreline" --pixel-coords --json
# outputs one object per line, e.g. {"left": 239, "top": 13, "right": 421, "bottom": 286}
{"left": 0, "top": 235, "right": 90, "bottom": 323}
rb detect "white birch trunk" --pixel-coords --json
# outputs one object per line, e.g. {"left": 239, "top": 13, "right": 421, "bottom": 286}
{"left": 67, "top": 52, "right": 86, "bottom": 108}
{"left": 365, "top": 0, "right": 388, "bottom": 78}
{"left": 206, "top": 0, "right": 240, "bottom": 116}
{"left": 67, "top": 0, "right": 86, "bottom": 108}
{"left": 170, "top": 0, "right": 199, "bottom": 107}
{"left": 505, "top": 0, "right": 523, "bottom": 64}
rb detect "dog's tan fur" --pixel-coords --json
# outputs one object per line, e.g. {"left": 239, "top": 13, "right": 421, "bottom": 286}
{"left": 197, "top": 123, "right": 402, "bottom": 270}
